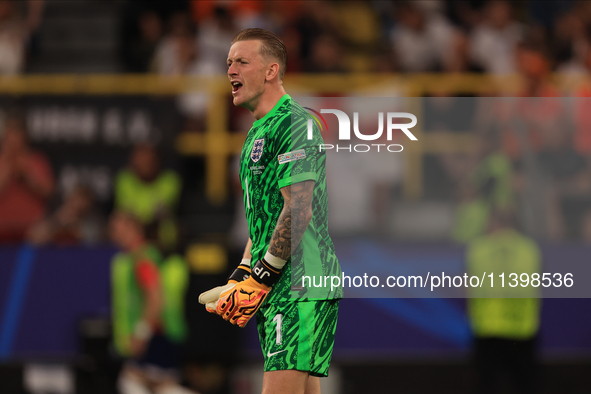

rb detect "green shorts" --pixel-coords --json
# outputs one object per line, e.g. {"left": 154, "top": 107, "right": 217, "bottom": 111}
{"left": 256, "top": 300, "right": 339, "bottom": 377}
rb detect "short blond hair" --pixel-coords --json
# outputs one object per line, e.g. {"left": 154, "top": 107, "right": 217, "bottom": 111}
{"left": 231, "top": 28, "right": 287, "bottom": 79}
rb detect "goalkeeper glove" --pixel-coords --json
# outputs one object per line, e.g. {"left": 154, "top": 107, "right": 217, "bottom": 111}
{"left": 211, "top": 258, "right": 281, "bottom": 328}
{"left": 198, "top": 259, "right": 251, "bottom": 307}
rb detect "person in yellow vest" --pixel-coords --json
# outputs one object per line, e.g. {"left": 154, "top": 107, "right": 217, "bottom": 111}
{"left": 114, "top": 144, "right": 182, "bottom": 253}
{"left": 466, "top": 209, "right": 541, "bottom": 394}
{"left": 109, "top": 211, "right": 194, "bottom": 394}
{"left": 452, "top": 135, "right": 514, "bottom": 244}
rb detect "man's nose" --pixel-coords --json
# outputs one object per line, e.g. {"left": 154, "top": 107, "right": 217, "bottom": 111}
{"left": 228, "top": 63, "right": 237, "bottom": 76}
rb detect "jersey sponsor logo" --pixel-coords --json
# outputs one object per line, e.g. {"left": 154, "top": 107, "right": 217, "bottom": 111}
{"left": 267, "top": 349, "right": 287, "bottom": 358}
{"left": 251, "top": 138, "right": 265, "bottom": 163}
{"left": 278, "top": 149, "right": 306, "bottom": 164}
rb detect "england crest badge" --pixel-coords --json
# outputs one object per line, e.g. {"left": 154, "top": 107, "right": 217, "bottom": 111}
{"left": 251, "top": 138, "right": 265, "bottom": 163}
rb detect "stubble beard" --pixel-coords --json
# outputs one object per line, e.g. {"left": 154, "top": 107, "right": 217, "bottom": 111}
{"left": 236, "top": 83, "right": 265, "bottom": 113}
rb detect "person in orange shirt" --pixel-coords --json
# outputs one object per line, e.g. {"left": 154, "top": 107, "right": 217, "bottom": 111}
{"left": 502, "top": 42, "right": 563, "bottom": 159}
{"left": 0, "top": 115, "right": 54, "bottom": 243}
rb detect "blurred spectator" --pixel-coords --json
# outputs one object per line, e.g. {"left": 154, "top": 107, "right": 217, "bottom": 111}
{"left": 445, "top": 0, "right": 484, "bottom": 30}
{"left": 114, "top": 144, "right": 181, "bottom": 253}
{"left": 330, "top": 1, "right": 380, "bottom": 72}
{"left": 528, "top": 0, "right": 573, "bottom": 32}
{"left": 0, "top": 0, "right": 27, "bottom": 74}
{"left": 0, "top": 115, "right": 54, "bottom": 243}
{"left": 446, "top": 30, "right": 485, "bottom": 73}
{"left": 295, "top": 0, "right": 338, "bottom": 65}
{"left": 194, "top": 6, "right": 237, "bottom": 75}
{"left": 509, "top": 43, "right": 574, "bottom": 240}
{"left": 469, "top": 0, "right": 523, "bottom": 75}
{"left": 176, "top": 6, "right": 239, "bottom": 129}
{"left": 303, "top": 34, "right": 345, "bottom": 73}
{"left": 152, "top": 11, "right": 196, "bottom": 75}
{"left": 260, "top": 0, "right": 303, "bottom": 33}
{"left": 27, "top": 185, "right": 105, "bottom": 246}
{"left": 472, "top": 136, "right": 514, "bottom": 210}
{"left": 502, "top": 42, "right": 560, "bottom": 159}
{"left": 516, "top": 41, "right": 556, "bottom": 98}
{"left": 573, "top": 39, "right": 591, "bottom": 155}
{"left": 123, "top": 10, "right": 163, "bottom": 72}
{"left": 390, "top": 2, "right": 456, "bottom": 72}
{"left": 452, "top": 182, "right": 490, "bottom": 243}
{"left": 0, "top": 0, "right": 45, "bottom": 74}
{"left": 119, "top": 0, "right": 189, "bottom": 71}
{"left": 189, "top": 0, "right": 261, "bottom": 26}
{"left": 333, "top": 0, "right": 379, "bottom": 46}
{"left": 190, "top": 1, "right": 284, "bottom": 33}
{"left": 467, "top": 209, "right": 541, "bottom": 394}
{"left": 109, "top": 211, "right": 193, "bottom": 394}
{"left": 552, "top": 11, "right": 587, "bottom": 76}
{"left": 452, "top": 135, "right": 514, "bottom": 243}
{"left": 281, "top": 24, "right": 303, "bottom": 72}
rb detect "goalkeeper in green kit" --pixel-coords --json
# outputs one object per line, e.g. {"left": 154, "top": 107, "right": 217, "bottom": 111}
{"left": 198, "top": 28, "right": 341, "bottom": 394}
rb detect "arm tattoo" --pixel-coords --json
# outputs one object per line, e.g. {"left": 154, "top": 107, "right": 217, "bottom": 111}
{"left": 268, "top": 180, "right": 314, "bottom": 260}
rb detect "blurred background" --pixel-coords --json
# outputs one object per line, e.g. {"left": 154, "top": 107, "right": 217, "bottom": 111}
{"left": 1, "top": 0, "right": 591, "bottom": 393}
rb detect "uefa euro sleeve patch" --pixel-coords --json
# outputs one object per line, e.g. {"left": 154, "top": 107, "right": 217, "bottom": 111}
{"left": 278, "top": 149, "right": 306, "bottom": 164}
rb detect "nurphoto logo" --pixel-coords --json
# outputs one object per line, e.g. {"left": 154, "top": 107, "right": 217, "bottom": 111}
{"left": 304, "top": 107, "right": 418, "bottom": 153}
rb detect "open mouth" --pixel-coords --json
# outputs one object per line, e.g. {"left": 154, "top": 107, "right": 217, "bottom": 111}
{"left": 232, "top": 81, "right": 243, "bottom": 94}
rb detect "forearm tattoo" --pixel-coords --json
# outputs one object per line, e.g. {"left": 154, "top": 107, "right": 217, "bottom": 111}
{"left": 268, "top": 180, "right": 314, "bottom": 260}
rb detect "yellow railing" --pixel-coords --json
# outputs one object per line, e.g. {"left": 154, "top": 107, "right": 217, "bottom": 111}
{"left": 1, "top": 73, "right": 589, "bottom": 203}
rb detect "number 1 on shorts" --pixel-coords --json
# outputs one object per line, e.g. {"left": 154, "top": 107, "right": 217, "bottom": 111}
{"left": 273, "top": 313, "right": 283, "bottom": 344}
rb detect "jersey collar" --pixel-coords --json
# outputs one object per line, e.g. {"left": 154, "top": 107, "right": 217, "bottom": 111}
{"left": 252, "top": 94, "right": 291, "bottom": 128}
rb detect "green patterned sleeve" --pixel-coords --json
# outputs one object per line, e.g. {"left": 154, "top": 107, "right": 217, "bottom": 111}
{"left": 273, "top": 113, "right": 323, "bottom": 189}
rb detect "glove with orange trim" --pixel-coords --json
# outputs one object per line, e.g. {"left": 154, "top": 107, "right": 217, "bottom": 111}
{"left": 207, "top": 258, "right": 280, "bottom": 327}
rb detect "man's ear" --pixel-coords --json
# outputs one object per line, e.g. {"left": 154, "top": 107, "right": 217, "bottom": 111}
{"left": 266, "top": 62, "right": 280, "bottom": 81}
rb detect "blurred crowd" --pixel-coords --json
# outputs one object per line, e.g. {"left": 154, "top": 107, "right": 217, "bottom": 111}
{"left": 118, "top": 0, "right": 591, "bottom": 243}
{"left": 4, "top": 0, "right": 591, "bottom": 78}
{"left": 1, "top": 0, "right": 591, "bottom": 244}
{"left": 0, "top": 111, "right": 182, "bottom": 249}
{"left": 116, "top": 0, "right": 591, "bottom": 76}
{"left": 1, "top": 0, "right": 591, "bottom": 80}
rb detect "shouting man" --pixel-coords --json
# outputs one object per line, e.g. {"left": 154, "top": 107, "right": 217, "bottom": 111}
{"left": 199, "top": 28, "right": 341, "bottom": 394}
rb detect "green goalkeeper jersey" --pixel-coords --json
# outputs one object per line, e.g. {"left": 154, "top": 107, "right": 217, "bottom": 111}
{"left": 239, "top": 94, "right": 341, "bottom": 303}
